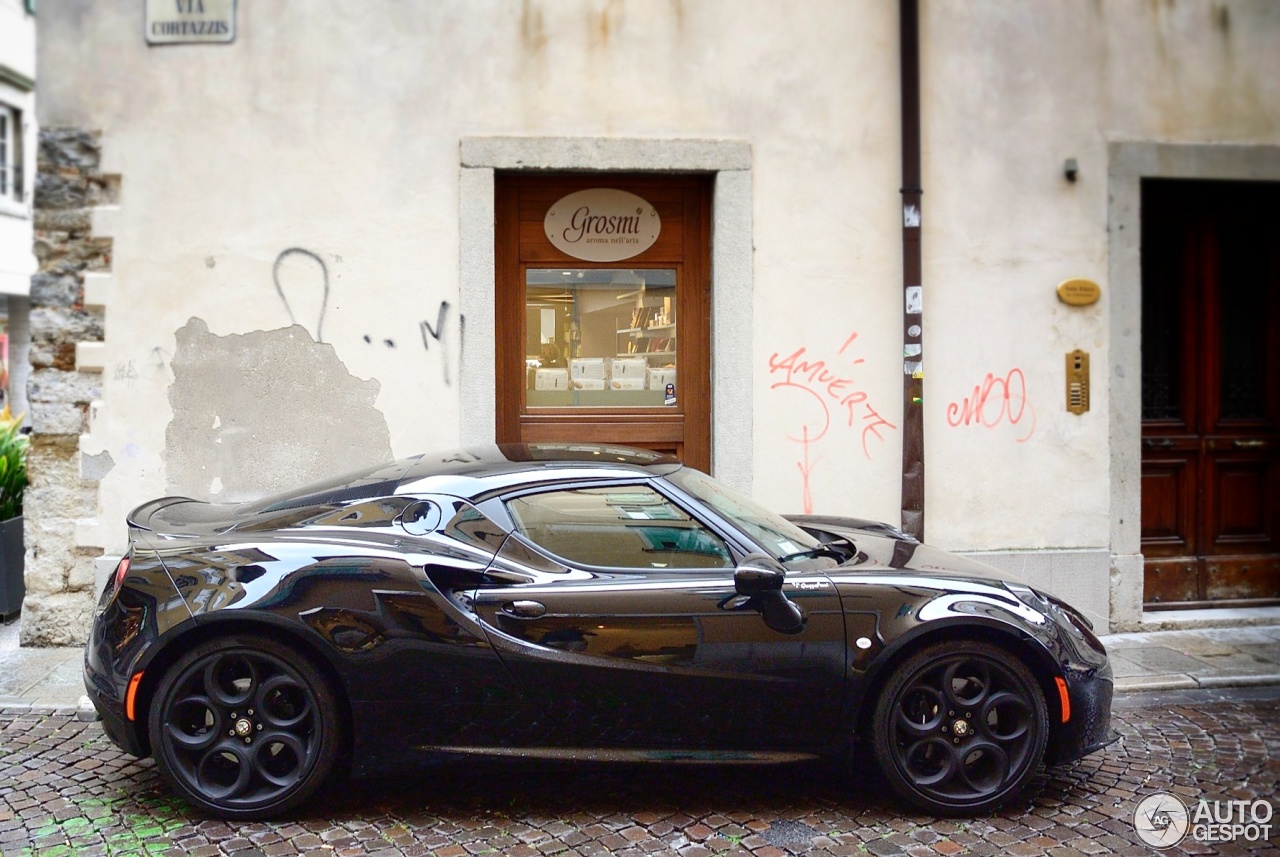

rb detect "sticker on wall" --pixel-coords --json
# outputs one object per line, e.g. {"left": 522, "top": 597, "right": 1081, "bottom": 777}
{"left": 905, "top": 286, "right": 923, "bottom": 315}
{"left": 903, "top": 205, "right": 921, "bottom": 228}
{"left": 545, "top": 189, "right": 662, "bottom": 263}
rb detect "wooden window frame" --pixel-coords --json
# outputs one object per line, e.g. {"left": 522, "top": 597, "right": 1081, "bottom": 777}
{"left": 495, "top": 173, "right": 713, "bottom": 471}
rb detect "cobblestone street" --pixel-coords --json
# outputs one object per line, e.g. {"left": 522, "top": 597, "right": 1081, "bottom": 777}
{"left": 2, "top": 689, "right": 1277, "bottom": 857}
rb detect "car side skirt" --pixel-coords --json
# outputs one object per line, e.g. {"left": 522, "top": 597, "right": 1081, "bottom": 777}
{"left": 417, "top": 746, "right": 823, "bottom": 764}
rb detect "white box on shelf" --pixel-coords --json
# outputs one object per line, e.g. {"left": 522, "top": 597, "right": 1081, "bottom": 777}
{"left": 647, "top": 367, "right": 677, "bottom": 390}
{"left": 570, "top": 358, "right": 607, "bottom": 380}
{"left": 610, "top": 377, "right": 646, "bottom": 391}
{"left": 611, "top": 357, "right": 647, "bottom": 380}
{"left": 535, "top": 369, "right": 569, "bottom": 391}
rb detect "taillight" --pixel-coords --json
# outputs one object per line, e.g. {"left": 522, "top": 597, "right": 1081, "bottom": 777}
{"left": 109, "top": 556, "right": 131, "bottom": 596}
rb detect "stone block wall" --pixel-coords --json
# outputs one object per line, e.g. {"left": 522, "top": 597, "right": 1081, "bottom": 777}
{"left": 20, "top": 129, "right": 117, "bottom": 646}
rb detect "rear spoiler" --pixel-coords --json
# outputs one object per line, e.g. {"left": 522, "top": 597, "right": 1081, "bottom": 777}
{"left": 126, "top": 496, "right": 197, "bottom": 536}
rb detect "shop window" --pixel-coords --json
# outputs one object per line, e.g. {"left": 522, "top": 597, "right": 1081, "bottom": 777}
{"left": 526, "top": 268, "right": 677, "bottom": 406}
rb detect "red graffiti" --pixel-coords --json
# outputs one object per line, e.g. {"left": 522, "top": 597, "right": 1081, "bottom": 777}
{"left": 945, "top": 368, "right": 1036, "bottom": 442}
{"left": 861, "top": 402, "right": 896, "bottom": 450}
{"left": 796, "top": 426, "right": 814, "bottom": 515}
{"left": 767, "top": 346, "right": 869, "bottom": 438}
{"left": 767, "top": 331, "right": 897, "bottom": 512}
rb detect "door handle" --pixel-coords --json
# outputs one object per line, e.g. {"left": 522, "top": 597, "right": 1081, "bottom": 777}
{"left": 1143, "top": 439, "right": 1175, "bottom": 448}
{"left": 501, "top": 600, "right": 547, "bottom": 619}
{"left": 1233, "top": 439, "right": 1265, "bottom": 449}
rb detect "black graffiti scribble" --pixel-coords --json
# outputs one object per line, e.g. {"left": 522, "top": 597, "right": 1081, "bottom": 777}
{"left": 420, "top": 301, "right": 452, "bottom": 385}
{"left": 272, "top": 248, "right": 330, "bottom": 342}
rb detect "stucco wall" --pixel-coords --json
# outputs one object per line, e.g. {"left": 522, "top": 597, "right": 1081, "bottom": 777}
{"left": 923, "top": 0, "right": 1280, "bottom": 553}
{"left": 36, "top": 0, "right": 906, "bottom": 551}
{"left": 27, "top": 0, "right": 1280, "bottom": 641}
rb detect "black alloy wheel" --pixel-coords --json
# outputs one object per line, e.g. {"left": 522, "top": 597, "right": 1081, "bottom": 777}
{"left": 148, "top": 635, "right": 341, "bottom": 820}
{"left": 872, "top": 641, "right": 1048, "bottom": 815}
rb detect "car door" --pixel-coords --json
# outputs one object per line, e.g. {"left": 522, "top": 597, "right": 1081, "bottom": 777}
{"left": 301, "top": 495, "right": 546, "bottom": 758}
{"left": 469, "top": 481, "right": 848, "bottom": 751}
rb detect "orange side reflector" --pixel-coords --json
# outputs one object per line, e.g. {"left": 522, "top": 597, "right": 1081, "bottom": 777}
{"left": 125, "top": 671, "right": 145, "bottom": 722}
{"left": 1054, "top": 676, "right": 1071, "bottom": 723}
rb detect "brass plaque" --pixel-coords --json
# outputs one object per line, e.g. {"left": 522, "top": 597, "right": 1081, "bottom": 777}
{"left": 1057, "top": 278, "right": 1101, "bottom": 306}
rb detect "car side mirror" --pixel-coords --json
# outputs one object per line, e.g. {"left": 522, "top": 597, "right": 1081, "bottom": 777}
{"left": 734, "top": 555, "right": 805, "bottom": 634}
{"left": 734, "top": 554, "right": 786, "bottom": 596}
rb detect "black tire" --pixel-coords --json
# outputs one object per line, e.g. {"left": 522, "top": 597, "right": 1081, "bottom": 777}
{"left": 871, "top": 640, "right": 1048, "bottom": 815}
{"left": 148, "top": 634, "right": 341, "bottom": 820}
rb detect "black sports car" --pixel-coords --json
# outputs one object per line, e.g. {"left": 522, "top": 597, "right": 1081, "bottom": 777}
{"left": 85, "top": 444, "right": 1114, "bottom": 819}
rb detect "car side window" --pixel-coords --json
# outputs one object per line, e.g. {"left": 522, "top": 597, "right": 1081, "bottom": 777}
{"left": 505, "top": 486, "right": 733, "bottom": 570}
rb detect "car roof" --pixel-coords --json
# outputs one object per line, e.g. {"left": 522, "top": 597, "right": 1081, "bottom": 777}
{"left": 393, "top": 443, "right": 682, "bottom": 500}
{"left": 245, "top": 444, "right": 681, "bottom": 514}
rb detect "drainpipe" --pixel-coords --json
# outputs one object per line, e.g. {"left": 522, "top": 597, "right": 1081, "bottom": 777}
{"left": 899, "top": 0, "right": 925, "bottom": 541}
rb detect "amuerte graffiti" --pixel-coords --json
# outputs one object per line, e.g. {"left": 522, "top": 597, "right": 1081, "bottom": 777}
{"left": 766, "top": 331, "right": 896, "bottom": 514}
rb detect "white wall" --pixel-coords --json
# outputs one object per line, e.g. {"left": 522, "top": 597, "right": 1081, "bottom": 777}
{"left": 921, "top": 0, "right": 1280, "bottom": 556}
{"left": 37, "top": 1, "right": 906, "bottom": 551}
{"left": 32, "top": 1, "right": 1280, "bottom": 630}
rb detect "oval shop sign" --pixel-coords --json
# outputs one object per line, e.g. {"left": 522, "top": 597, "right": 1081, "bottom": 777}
{"left": 544, "top": 188, "right": 661, "bottom": 262}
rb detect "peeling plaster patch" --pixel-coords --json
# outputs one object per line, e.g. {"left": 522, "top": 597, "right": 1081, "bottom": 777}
{"left": 82, "top": 449, "right": 116, "bottom": 482}
{"left": 165, "top": 318, "right": 393, "bottom": 502}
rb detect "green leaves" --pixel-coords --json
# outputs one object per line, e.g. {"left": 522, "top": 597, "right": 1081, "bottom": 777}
{"left": 0, "top": 406, "right": 28, "bottom": 521}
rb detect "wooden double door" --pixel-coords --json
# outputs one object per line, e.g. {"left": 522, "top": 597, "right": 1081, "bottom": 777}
{"left": 1141, "top": 180, "right": 1280, "bottom": 607}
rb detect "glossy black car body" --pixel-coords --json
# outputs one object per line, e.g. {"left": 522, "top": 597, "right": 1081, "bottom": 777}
{"left": 86, "top": 444, "right": 1114, "bottom": 819}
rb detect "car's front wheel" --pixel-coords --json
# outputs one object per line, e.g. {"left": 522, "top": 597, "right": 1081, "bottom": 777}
{"left": 871, "top": 640, "right": 1048, "bottom": 815}
{"left": 148, "top": 634, "right": 341, "bottom": 819}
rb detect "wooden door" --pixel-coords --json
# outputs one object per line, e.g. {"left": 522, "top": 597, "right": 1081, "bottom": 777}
{"left": 495, "top": 174, "right": 712, "bottom": 471}
{"left": 1141, "top": 180, "right": 1280, "bottom": 608}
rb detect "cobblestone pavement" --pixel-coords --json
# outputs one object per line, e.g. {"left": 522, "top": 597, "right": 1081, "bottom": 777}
{"left": 2, "top": 690, "right": 1277, "bottom": 857}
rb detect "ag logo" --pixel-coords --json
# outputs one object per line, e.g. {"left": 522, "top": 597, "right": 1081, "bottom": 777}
{"left": 1134, "top": 792, "right": 1190, "bottom": 848}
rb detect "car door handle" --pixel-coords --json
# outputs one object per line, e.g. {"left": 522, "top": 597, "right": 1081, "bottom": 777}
{"left": 501, "top": 600, "right": 546, "bottom": 619}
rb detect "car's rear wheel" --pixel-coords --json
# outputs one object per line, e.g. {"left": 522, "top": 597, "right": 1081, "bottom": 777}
{"left": 148, "top": 634, "right": 340, "bottom": 820}
{"left": 871, "top": 640, "right": 1048, "bottom": 815}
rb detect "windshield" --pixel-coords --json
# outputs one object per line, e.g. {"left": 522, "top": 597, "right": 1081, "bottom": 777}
{"left": 665, "top": 467, "right": 831, "bottom": 568}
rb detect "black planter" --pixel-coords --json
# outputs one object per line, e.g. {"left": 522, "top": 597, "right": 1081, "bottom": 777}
{"left": 0, "top": 515, "right": 23, "bottom": 622}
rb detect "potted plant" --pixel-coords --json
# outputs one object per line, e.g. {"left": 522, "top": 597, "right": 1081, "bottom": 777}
{"left": 0, "top": 406, "right": 28, "bottom": 623}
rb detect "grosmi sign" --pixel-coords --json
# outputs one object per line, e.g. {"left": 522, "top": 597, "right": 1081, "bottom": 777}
{"left": 544, "top": 189, "right": 661, "bottom": 262}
